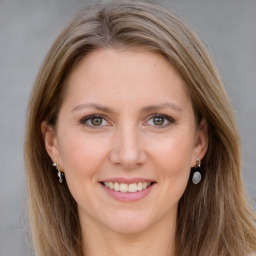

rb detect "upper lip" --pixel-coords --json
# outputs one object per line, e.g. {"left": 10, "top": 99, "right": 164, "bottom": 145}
{"left": 100, "top": 177, "right": 155, "bottom": 184}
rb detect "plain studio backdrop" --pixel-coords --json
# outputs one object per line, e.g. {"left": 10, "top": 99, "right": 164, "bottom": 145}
{"left": 0, "top": 0, "right": 255, "bottom": 255}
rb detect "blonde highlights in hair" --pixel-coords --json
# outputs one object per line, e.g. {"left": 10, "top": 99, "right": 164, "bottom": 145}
{"left": 24, "top": 1, "right": 256, "bottom": 255}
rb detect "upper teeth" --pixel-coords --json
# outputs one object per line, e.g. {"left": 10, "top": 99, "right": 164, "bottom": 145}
{"left": 103, "top": 182, "right": 151, "bottom": 193}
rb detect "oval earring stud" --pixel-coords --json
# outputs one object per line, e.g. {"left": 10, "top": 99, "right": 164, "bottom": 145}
{"left": 192, "top": 157, "right": 202, "bottom": 185}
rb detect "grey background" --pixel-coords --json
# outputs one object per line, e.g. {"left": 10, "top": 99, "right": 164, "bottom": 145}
{"left": 0, "top": 0, "right": 255, "bottom": 255}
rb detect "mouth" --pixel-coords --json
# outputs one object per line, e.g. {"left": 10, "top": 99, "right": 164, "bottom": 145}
{"left": 101, "top": 181, "right": 154, "bottom": 193}
{"left": 100, "top": 178, "right": 156, "bottom": 201}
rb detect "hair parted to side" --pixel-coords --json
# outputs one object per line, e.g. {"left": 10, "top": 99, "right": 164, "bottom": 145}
{"left": 24, "top": 1, "right": 256, "bottom": 255}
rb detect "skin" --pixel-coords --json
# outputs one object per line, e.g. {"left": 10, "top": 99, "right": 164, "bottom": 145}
{"left": 43, "top": 48, "right": 208, "bottom": 256}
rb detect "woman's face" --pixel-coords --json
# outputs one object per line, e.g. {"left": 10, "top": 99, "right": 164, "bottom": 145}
{"left": 44, "top": 49, "right": 207, "bottom": 234}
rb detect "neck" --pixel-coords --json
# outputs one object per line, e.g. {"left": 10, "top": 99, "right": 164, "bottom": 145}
{"left": 80, "top": 213, "right": 176, "bottom": 256}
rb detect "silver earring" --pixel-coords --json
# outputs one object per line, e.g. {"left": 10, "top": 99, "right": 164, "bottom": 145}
{"left": 192, "top": 157, "right": 201, "bottom": 185}
{"left": 52, "top": 162, "right": 64, "bottom": 183}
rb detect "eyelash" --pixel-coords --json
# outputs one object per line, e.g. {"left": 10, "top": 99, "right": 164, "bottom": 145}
{"left": 80, "top": 114, "right": 109, "bottom": 128}
{"left": 79, "top": 113, "right": 175, "bottom": 128}
{"left": 146, "top": 114, "right": 175, "bottom": 128}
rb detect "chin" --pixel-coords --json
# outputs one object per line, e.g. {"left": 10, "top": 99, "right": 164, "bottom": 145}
{"left": 108, "top": 222, "right": 149, "bottom": 235}
{"left": 102, "top": 211, "right": 154, "bottom": 234}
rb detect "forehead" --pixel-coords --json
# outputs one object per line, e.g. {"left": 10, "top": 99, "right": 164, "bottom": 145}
{"left": 63, "top": 48, "right": 192, "bottom": 112}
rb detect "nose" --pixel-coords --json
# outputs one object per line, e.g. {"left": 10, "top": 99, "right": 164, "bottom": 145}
{"left": 109, "top": 126, "right": 147, "bottom": 169}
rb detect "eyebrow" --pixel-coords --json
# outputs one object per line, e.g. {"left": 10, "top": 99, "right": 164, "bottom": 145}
{"left": 71, "top": 103, "right": 114, "bottom": 113}
{"left": 141, "top": 102, "right": 183, "bottom": 113}
{"left": 71, "top": 102, "right": 183, "bottom": 113}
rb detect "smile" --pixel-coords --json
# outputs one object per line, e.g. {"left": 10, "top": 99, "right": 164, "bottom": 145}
{"left": 103, "top": 181, "right": 152, "bottom": 193}
{"left": 100, "top": 178, "right": 156, "bottom": 201}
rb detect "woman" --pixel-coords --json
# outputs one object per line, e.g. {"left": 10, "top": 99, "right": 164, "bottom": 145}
{"left": 24, "top": 1, "right": 256, "bottom": 255}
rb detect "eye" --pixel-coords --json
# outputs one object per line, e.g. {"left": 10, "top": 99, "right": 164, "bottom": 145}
{"left": 80, "top": 115, "right": 109, "bottom": 128}
{"left": 146, "top": 114, "right": 174, "bottom": 127}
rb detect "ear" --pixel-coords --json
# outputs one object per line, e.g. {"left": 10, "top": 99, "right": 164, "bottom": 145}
{"left": 191, "top": 119, "right": 208, "bottom": 167}
{"left": 41, "top": 121, "right": 63, "bottom": 166}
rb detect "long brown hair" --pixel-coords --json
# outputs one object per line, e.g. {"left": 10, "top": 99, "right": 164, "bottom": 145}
{"left": 24, "top": 1, "right": 256, "bottom": 255}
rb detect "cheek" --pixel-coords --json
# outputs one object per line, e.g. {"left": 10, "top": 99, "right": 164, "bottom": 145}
{"left": 57, "top": 131, "right": 109, "bottom": 179}
{"left": 153, "top": 135, "right": 194, "bottom": 170}
{"left": 57, "top": 131, "right": 111, "bottom": 208}
{"left": 150, "top": 135, "right": 194, "bottom": 191}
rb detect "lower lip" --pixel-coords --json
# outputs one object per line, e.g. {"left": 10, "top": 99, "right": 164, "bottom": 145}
{"left": 101, "top": 183, "right": 155, "bottom": 202}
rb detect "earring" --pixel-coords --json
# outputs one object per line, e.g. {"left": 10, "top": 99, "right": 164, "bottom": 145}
{"left": 192, "top": 157, "right": 201, "bottom": 185}
{"left": 52, "top": 162, "right": 64, "bottom": 183}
